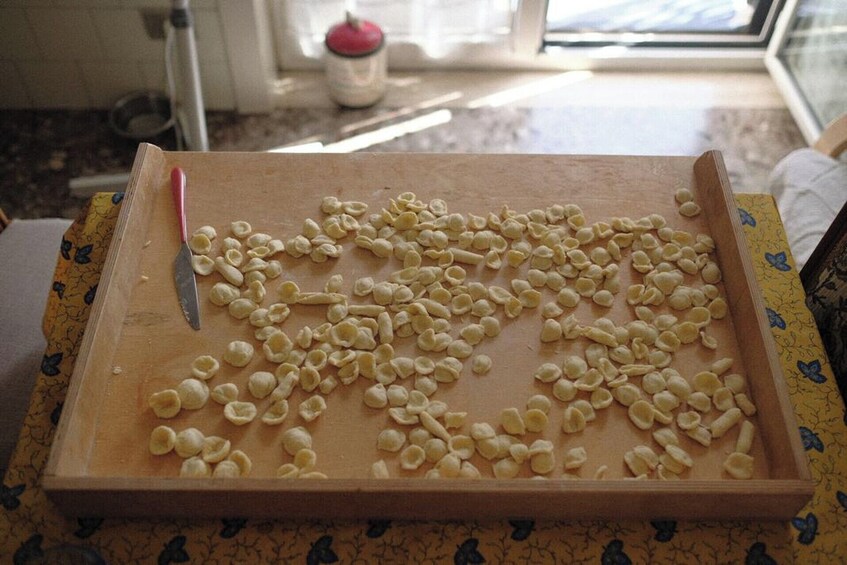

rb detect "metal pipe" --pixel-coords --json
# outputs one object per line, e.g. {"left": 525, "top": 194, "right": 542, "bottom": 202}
{"left": 171, "top": 0, "right": 209, "bottom": 151}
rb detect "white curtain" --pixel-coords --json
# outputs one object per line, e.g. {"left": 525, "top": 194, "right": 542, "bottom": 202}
{"left": 272, "top": 0, "right": 514, "bottom": 69}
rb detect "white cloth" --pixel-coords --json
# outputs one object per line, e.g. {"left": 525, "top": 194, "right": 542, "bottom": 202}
{"left": 769, "top": 149, "right": 847, "bottom": 270}
{"left": 0, "top": 218, "right": 72, "bottom": 474}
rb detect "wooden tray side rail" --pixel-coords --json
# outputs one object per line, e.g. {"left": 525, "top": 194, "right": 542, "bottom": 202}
{"left": 694, "top": 151, "right": 809, "bottom": 480}
{"left": 45, "top": 144, "right": 166, "bottom": 478}
{"left": 43, "top": 477, "right": 813, "bottom": 521}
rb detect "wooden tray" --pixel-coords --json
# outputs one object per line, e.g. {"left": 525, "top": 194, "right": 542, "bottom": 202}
{"left": 43, "top": 145, "right": 812, "bottom": 519}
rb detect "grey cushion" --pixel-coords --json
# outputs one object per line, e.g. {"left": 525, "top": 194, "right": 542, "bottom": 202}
{"left": 0, "top": 218, "right": 72, "bottom": 475}
{"left": 770, "top": 149, "right": 847, "bottom": 270}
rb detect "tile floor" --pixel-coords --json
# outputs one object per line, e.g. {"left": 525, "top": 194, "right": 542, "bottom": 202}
{"left": 0, "top": 71, "right": 806, "bottom": 220}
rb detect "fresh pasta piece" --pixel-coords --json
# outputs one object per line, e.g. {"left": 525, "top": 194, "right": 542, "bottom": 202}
{"left": 228, "top": 450, "right": 252, "bottom": 476}
{"left": 627, "top": 400, "right": 655, "bottom": 430}
{"left": 377, "top": 429, "right": 407, "bottom": 452}
{"left": 149, "top": 389, "right": 181, "bottom": 419}
{"left": 371, "top": 460, "right": 390, "bottom": 479}
{"left": 191, "top": 255, "right": 215, "bottom": 276}
{"left": 524, "top": 409, "right": 548, "bottom": 432}
{"left": 175, "top": 428, "right": 204, "bottom": 458}
{"left": 262, "top": 399, "right": 289, "bottom": 425}
{"left": 492, "top": 458, "right": 520, "bottom": 479}
{"left": 723, "top": 452, "right": 754, "bottom": 479}
{"left": 202, "top": 436, "right": 231, "bottom": 463}
{"left": 149, "top": 425, "right": 176, "bottom": 455}
{"left": 180, "top": 456, "right": 211, "bottom": 478}
{"left": 298, "top": 395, "right": 327, "bottom": 422}
{"left": 191, "top": 355, "right": 220, "bottom": 381}
{"left": 189, "top": 232, "right": 212, "bottom": 255}
{"left": 247, "top": 371, "right": 276, "bottom": 399}
{"left": 710, "top": 407, "right": 742, "bottom": 438}
{"left": 500, "top": 407, "right": 526, "bottom": 435}
{"left": 526, "top": 394, "right": 552, "bottom": 414}
{"left": 400, "top": 445, "right": 426, "bottom": 470}
{"left": 176, "top": 378, "right": 209, "bottom": 410}
{"left": 282, "top": 426, "right": 312, "bottom": 456}
{"left": 211, "top": 383, "right": 238, "bottom": 405}
{"left": 561, "top": 406, "right": 586, "bottom": 433}
{"left": 212, "top": 460, "right": 241, "bottom": 478}
{"left": 564, "top": 447, "right": 588, "bottom": 470}
{"left": 725, "top": 410, "right": 753, "bottom": 453}
{"left": 223, "top": 340, "right": 254, "bottom": 368}
{"left": 276, "top": 463, "right": 299, "bottom": 479}
{"left": 364, "top": 383, "right": 389, "bottom": 408}
{"left": 224, "top": 401, "right": 257, "bottom": 425}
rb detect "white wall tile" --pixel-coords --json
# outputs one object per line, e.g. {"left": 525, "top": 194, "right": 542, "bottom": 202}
{"left": 140, "top": 61, "right": 167, "bottom": 92}
{"left": 80, "top": 61, "right": 147, "bottom": 108}
{"left": 27, "top": 8, "right": 103, "bottom": 60}
{"left": 199, "top": 60, "right": 235, "bottom": 109}
{"left": 0, "top": 61, "right": 32, "bottom": 108}
{"left": 18, "top": 61, "right": 90, "bottom": 108}
{"left": 193, "top": 9, "right": 227, "bottom": 62}
{"left": 0, "top": 9, "right": 42, "bottom": 60}
{"left": 91, "top": 8, "right": 166, "bottom": 61}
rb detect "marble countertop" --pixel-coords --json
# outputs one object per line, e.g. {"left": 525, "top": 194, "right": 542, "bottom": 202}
{"left": 0, "top": 102, "right": 804, "bottom": 220}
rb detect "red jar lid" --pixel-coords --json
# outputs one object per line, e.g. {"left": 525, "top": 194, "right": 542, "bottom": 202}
{"left": 325, "top": 12, "right": 384, "bottom": 57}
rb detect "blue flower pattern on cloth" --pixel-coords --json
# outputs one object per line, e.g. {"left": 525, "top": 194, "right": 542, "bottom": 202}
{"left": 798, "top": 360, "right": 827, "bottom": 384}
{"left": 791, "top": 513, "right": 818, "bottom": 545}
{"left": 307, "top": 535, "right": 339, "bottom": 565}
{"left": 158, "top": 535, "right": 189, "bottom": 565}
{"left": 651, "top": 520, "right": 677, "bottom": 542}
{"left": 219, "top": 518, "right": 247, "bottom": 539}
{"left": 365, "top": 519, "right": 391, "bottom": 538}
{"left": 84, "top": 284, "right": 98, "bottom": 306}
{"left": 799, "top": 426, "right": 824, "bottom": 452}
{"left": 602, "top": 539, "right": 632, "bottom": 565}
{"left": 739, "top": 208, "right": 757, "bottom": 227}
{"left": 41, "top": 352, "right": 62, "bottom": 377}
{"left": 509, "top": 519, "right": 534, "bottom": 541}
{"left": 60, "top": 238, "right": 72, "bottom": 260}
{"left": 74, "top": 517, "right": 103, "bottom": 539}
{"left": 1, "top": 483, "right": 25, "bottom": 511}
{"left": 766, "top": 307, "right": 786, "bottom": 329}
{"left": 454, "top": 538, "right": 485, "bottom": 565}
{"left": 765, "top": 251, "right": 791, "bottom": 271}
{"left": 73, "top": 244, "right": 93, "bottom": 265}
{"left": 745, "top": 542, "right": 777, "bottom": 565}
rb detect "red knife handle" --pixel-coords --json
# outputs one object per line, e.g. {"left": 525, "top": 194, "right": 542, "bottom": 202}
{"left": 171, "top": 167, "right": 188, "bottom": 243}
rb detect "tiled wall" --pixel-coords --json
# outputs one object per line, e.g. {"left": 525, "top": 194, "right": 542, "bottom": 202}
{"left": 0, "top": 0, "right": 237, "bottom": 110}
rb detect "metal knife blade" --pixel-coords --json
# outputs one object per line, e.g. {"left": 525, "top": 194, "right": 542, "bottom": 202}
{"left": 171, "top": 167, "right": 201, "bottom": 330}
{"left": 174, "top": 243, "right": 201, "bottom": 330}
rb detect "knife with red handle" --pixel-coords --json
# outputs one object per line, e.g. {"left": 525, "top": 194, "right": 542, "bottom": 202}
{"left": 171, "top": 167, "right": 201, "bottom": 330}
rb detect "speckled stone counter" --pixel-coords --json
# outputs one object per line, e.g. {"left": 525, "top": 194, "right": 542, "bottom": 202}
{"left": 0, "top": 106, "right": 804, "bottom": 220}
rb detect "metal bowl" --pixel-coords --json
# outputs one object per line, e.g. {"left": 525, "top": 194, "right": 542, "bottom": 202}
{"left": 109, "top": 90, "right": 174, "bottom": 140}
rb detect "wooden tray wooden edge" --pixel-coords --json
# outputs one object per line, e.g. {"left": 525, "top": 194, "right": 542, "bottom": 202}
{"left": 46, "top": 143, "right": 166, "bottom": 478}
{"left": 694, "top": 151, "right": 811, "bottom": 481}
{"left": 42, "top": 476, "right": 812, "bottom": 520}
{"left": 42, "top": 148, "right": 814, "bottom": 520}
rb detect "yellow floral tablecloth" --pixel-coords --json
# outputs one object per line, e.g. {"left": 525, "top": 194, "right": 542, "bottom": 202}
{"left": 2, "top": 193, "right": 845, "bottom": 563}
